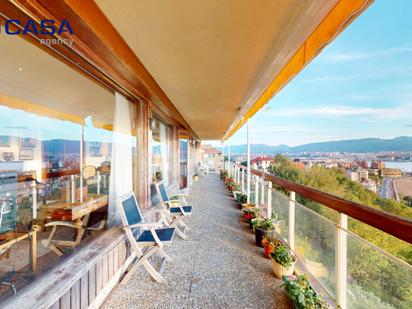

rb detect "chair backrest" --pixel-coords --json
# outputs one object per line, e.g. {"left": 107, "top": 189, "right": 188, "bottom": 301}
{"left": 156, "top": 182, "right": 170, "bottom": 202}
{"left": 118, "top": 192, "right": 143, "bottom": 227}
{"left": 117, "top": 192, "right": 144, "bottom": 256}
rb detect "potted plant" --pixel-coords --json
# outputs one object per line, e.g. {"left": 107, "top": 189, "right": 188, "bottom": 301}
{"left": 253, "top": 218, "right": 277, "bottom": 247}
{"left": 270, "top": 240, "right": 296, "bottom": 278}
{"left": 238, "top": 194, "right": 247, "bottom": 204}
{"left": 235, "top": 193, "right": 247, "bottom": 209}
{"left": 193, "top": 173, "right": 199, "bottom": 181}
{"left": 282, "top": 274, "right": 326, "bottom": 308}
{"left": 242, "top": 207, "right": 259, "bottom": 222}
{"left": 231, "top": 184, "right": 241, "bottom": 196}
{"left": 220, "top": 170, "right": 228, "bottom": 180}
{"left": 262, "top": 236, "right": 276, "bottom": 258}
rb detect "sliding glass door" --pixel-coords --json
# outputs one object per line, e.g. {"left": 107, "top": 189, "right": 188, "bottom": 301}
{"left": 179, "top": 134, "right": 188, "bottom": 189}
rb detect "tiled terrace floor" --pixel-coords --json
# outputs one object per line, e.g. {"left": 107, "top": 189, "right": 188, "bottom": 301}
{"left": 103, "top": 174, "right": 292, "bottom": 309}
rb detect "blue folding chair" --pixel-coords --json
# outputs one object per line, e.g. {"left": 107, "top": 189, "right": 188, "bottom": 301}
{"left": 155, "top": 182, "right": 192, "bottom": 239}
{"left": 117, "top": 191, "right": 175, "bottom": 284}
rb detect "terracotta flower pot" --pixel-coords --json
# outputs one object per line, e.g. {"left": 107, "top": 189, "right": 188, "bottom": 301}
{"left": 271, "top": 259, "right": 295, "bottom": 278}
{"left": 241, "top": 203, "right": 255, "bottom": 209}
{"left": 263, "top": 244, "right": 275, "bottom": 258}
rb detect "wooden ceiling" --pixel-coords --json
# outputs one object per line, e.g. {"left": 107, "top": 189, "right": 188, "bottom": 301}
{"left": 95, "top": 0, "right": 339, "bottom": 139}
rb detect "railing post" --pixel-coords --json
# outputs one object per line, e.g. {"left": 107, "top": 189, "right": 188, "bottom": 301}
{"left": 228, "top": 144, "right": 231, "bottom": 177}
{"left": 222, "top": 141, "right": 225, "bottom": 172}
{"left": 31, "top": 181, "right": 37, "bottom": 220}
{"left": 260, "top": 177, "right": 265, "bottom": 206}
{"left": 254, "top": 176, "right": 259, "bottom": 206}
{"left": 65, "top": 177, "right": 71, "bottom": 202}
{"left": 241, "top": 169, "right": 245, "bottom": 193}
{"left": 71, "top": 175, "right": 76, "bottom": 203}
{"left": 267, "top": 181, "right": 272, "bottom": 219}
{"left": 97, "top": 171, "right": 101, "bottom": 195}
{"left": 336, "top": 213, "right": 348, "bottom": 309}
{"left": 80, "top": 125, "right": 84, "bottom": 203}
{"left": 288, "top": 191, "right": 296, "bottom": 251}
{"left": 246, "top": 120, "right": 251, "bottom": 203}
{"left": 233, "top": 166, "right": 236, "bottom": 182}
{"left": 102, "top": 174, "right": 107, "bottom": 190}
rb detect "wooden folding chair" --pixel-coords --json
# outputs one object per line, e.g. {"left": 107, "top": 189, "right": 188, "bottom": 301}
{"left": 117, "top": 191, "right": 175, "bottom": 284}
{"left": 155, "top": 182, "right": 192, "bottom": 239}
{"left": 41, "top": 212, "right": 106, "bottom": 256}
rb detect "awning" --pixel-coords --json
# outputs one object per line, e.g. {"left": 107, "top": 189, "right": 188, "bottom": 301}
{"left": 0, "top": 25, "right": 115, "bottom": 129}
{"left": 222, "top": 0, "right": 373, "bottom": 140}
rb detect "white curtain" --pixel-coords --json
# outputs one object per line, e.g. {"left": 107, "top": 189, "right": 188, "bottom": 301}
{"left": 108, "top": 92, "right": 134, "bottom": 227}
{"left": 159, "top": 122, "right": 169, "bottom": 186}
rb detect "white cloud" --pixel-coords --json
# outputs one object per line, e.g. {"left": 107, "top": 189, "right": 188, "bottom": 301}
{"left": 323, "top": 46, "right": 412, "bottom": 62}
{"left": 250, "top": 125, "right": 319, "bottom": 133}
{"left": 265, "top": 103, "right": 412, "bottom": 119}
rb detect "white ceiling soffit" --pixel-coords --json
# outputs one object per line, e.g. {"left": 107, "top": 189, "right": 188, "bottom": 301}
{"left": 96, "top": 0, "right": 338, "bottom": 139}
{"left": 0, "top": 26, "right": 114, "bottom": 125}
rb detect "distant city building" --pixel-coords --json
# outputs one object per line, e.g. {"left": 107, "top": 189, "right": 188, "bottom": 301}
{"left": 325, "top": 162, "right": 338, "bottom": 168}
{"left": 251, "top": 156, "right": 273, "bottom": 171}
{"left": 361, "top": 179, "right": 377, "bottom": 193}
{"left": 201, "top": 144, "right": 222, "bottom": 171}
{"left": 358, "top": 169, "right": 369, "bottom": 181}
{"left": 360, "top": 160, "right": 369, "bottom": 169}
{"left": 371, "top": 160, "right": 385, "bottom": 169}
{"left": 346, "top": 170, "right": 359, "bottom": 182}
{"left": 232, "top": 155, "right": 246, "bottom": 163}
{"left": 381, "top": 168, "right": 402, "bottom": 178}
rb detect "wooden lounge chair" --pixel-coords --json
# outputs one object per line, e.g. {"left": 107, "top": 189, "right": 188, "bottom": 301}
{"left": 117, "top": 191, "right": 175, "bottom": 284}
{"left": 155, "top": 182, "right": 192, "bottom": 239}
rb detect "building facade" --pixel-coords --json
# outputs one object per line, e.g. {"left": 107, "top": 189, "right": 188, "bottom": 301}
{"left": 201, "top": 144, "right": 223, "bottom": 172}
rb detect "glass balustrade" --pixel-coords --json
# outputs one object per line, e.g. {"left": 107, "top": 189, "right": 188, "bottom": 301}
{"left": 230, "top": 164, "right": 412, "bottom": 308}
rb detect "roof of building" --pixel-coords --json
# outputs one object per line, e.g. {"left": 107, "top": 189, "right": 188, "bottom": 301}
{"left": 293, "top": 162, "right": 305, "bottom": 170}
{"left": 251, "top": 156, "right": 273, "bottom": 164}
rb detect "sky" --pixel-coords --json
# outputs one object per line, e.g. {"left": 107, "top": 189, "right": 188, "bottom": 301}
{"left": 207, "top": 0, "right": 412, "bottom": 147}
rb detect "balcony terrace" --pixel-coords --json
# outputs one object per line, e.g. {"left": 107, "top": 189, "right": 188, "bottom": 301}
{"left": 102, "top": 174, "right": 292, "bottom": 308}
{"left": 102, "top": 163, "right": 412, "bottom": 309}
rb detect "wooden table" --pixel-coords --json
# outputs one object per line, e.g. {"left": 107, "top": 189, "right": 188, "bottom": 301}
{"left": 40, "top": 195, "right": 108, "bottom": 256}
{"left": 41, "top": 195, "right": 108, "bottom": 220}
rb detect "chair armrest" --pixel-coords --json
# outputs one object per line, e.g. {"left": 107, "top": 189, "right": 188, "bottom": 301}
{"left": 169, "top": 200, "right": 183, "bottom": 206}
{"left": 44, "top": 221, "right": 77, "bottom": 229}
{"left": 170, "top": 204, "right": 187, "bottom": 216}
{"left": 124, "top": 222, "right": 162, "bottom": 229}
{"left": 156, "top": 214, "right": 169, "bottom": 226}
{"left": 170, "top": 193, "right": 189, "bottom": 198}
{"left": 150, "top": 228, "right": 163, "bottom": 248}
